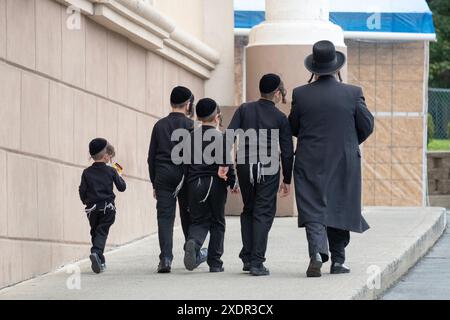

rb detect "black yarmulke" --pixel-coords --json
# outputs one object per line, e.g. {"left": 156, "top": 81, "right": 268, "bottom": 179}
{"left": 196, "top": 98, "right": 217, "bottom": 118}
{"left": 170, "top": 86, "right": 192, "bottom": 104}
{"left": 89, "top": 138, "right": 107, "bottom": 156}
{"left": 259, "top": 73, "right": 281, "bottom": 94}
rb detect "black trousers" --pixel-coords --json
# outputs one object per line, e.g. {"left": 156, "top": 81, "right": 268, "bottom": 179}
{"left": 305, "top": 222, "right": 350, "bottom": 264}
{"left": 187, "top": 176, "right": 227, "bottom": 268}
{"left": 154, "top": 163, "right": 191, "bottom": 261}
{"left": 88, "top": 206, "right": 116, "bottom": 264}
{"left": 237, "top": 164, "right": 280, "bottom": 268}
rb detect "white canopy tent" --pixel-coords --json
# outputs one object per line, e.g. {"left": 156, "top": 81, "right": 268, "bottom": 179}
{"left": 234, "top": 0, "right": 436, "bottom": 41}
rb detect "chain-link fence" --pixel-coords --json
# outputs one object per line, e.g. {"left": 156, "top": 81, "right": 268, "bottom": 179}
{"left": 428, "top": 88, "right": 450, "bottom": 146}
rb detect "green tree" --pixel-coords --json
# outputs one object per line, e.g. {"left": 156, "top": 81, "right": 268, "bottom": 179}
{"left": 428, "top": 0, "right": 450, "bottom": 88}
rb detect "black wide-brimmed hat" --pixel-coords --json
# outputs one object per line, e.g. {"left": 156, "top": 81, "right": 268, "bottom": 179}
{"left": 304, "top": 40, "right": 346, "bottom": 75}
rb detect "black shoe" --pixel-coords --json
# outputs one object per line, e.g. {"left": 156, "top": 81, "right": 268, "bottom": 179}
{"left": 210, "top": 266, "right": 225, "bottom": 273}
{"left": 306, "top": 253, "right": 323, "bottom": 278}
{"left": 157, "top": 258, "right": 172, "bottom": 273}
{"left": 243, "top": 262, "right": 251, "bottom": 272}
{"left": 184, "top": 240, "right": 198, "bottom": 271}
{"left": 101, "top": 263, "right": 106, "bottom": 273}
{"left": 330, "top": 262, "right": 351, "bottom": 274}
{"left": 198, "top": 248, "right": 208, "bottom": 265}
{"left": 250, "top": 265, "right": 270, "bottom": 276}
{"left": 89, "top": 253, "right": 102, "bottom": 274}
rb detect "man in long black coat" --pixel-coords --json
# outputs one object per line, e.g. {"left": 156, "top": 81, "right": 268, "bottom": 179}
{"left": 288, "top": 40, "right": 374, "bottom": 277}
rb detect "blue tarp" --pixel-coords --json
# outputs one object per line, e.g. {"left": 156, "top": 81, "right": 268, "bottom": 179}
{"left": 234, "top": 0, "right": 436, "bottom": 34}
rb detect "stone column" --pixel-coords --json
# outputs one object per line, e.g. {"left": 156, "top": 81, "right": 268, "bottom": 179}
{"left": 246, "top": 0, "right": 346, "bottom": 216}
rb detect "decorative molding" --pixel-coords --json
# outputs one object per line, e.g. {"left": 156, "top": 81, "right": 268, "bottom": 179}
{"left": 55, "top": 0, "right": 220, "bottom": 79}
{"left": 114, "top": 0, "right": 175, "bottom": 35}
{"left": 163, "top": 38, "right": 216, "bottom": 70}
{"left": 157, "top": 45, "right": 212, "bottom": 79}
{"left": 55, "top": 0, "right": 94, "bottom": 15}
{"left": 170, "top": 29, "right": 220, "bottom": 65}
{"left": 93, "top": 4, "right": 165, "bottom": 51}
{"left": 108, "top": 0, "right": 174, "bottom": 39}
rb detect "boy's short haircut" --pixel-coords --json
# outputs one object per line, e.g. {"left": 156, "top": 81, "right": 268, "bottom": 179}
{"left": 106, "top": 143, "right": 116, "bottom": 158}
{"left": 260, "top": 81, "right": 286, "bottom": 102}
{"left": 91, "top": 147, "right": 107, "bottom": 161}
{"left": 261, "top": 90, "right": 277, "bottom": 100}
{"left": 171, "top": 101, "right": 188, "bottom": 109}
{"left": 197, "top": 109, "right": 218, "bottom": 123}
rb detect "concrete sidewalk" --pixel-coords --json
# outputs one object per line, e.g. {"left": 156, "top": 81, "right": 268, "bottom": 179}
{"left": 0, "top": 207, "right": 446, "bottom": 300}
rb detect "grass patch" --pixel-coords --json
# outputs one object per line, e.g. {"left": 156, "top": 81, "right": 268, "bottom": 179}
{"left": 428, "top": 139, "right": 450, "bottom": 151}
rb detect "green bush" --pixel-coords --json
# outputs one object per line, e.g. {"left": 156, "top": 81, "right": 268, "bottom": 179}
{"left": 428, "top": 113, "right": 435, "bottom": 144}
{"left": 428, "top": 139, "right": 450, "bottom": 151}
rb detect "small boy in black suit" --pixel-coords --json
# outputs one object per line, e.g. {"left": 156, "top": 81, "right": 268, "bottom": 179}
{"left": 79, "top": 138, "right": 126, "bottom": 274}
{"left": 184, "top": 98, "right": 239, "bottom": 273}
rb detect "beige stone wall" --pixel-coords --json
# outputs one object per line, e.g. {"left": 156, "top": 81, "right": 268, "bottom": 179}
{"left": 0, "top": 0, "right": 205, "bottom": 288}
{"left": 347, "top": 40, "right": 427, "bottom": 207}
{"left": 428, "top": 152, "right": 450, "bottom": 208}
{"left": 428, "top": 152, "right": 450, "bottom": 195}
{"left": 153, "top": 0, "right": 204, "bottom": 41}
{"left": 233, "top": 37, "right": 428, "bottom": 208}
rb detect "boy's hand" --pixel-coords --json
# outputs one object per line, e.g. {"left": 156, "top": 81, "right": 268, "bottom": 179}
{"left": 279, "top": 182, "right": 290, "bottom": 198}
{"left": 153, "top": 189, "right": 156, "bottom": 200}
{"left": 218, "top": 166, "right": 229, "bottom": 181}
{"left": 113, "top": 163, "right": 124, "bottom": 176}
{"left": 230, "top": 186, "right": 240, "bottom": 194}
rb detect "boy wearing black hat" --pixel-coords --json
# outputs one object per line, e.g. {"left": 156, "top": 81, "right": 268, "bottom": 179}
{"left": 79, "top": 138, "right": 126, "bottom": 274}
{"left": 183, "top": 98, "right": 238, "bottom": 273}
{"left": 148, "top": 86, "right": 207, "bottom": 273}
{"left": 218, "top": 74, "right": 294, "bottom": 276}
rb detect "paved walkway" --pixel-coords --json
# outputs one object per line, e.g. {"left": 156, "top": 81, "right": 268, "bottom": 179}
{"left": 0, "top": 207, "right": 446, "bottom": 300}
{"left": 383, "top": 212, "right": 450, "bottom": 300}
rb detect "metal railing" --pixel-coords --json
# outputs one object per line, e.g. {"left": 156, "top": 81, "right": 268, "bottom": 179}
{"left": 428, "top": 88, "right": 450, "bottom": 142}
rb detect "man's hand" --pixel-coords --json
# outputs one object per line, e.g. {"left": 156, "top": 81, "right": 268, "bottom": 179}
{"left": 218, "top": 166, "right": 229, "bottom": 181}
{"left": 153, "top": 189, "right": 156, "bottom": 200}
{"left": 279, "top": 182, "right": 290, "bottom": 198}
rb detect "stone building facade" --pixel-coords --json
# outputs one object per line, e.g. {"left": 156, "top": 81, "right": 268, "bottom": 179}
{"left": 0, "top": 0, "right": 234, "bottom": 288}
{"left": 347, "top": 40, "right": 428, "bottom": 207}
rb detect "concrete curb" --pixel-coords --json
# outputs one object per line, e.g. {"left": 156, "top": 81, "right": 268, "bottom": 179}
{"left": 353, "top": 207, "right": 447, "bottom": 300}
